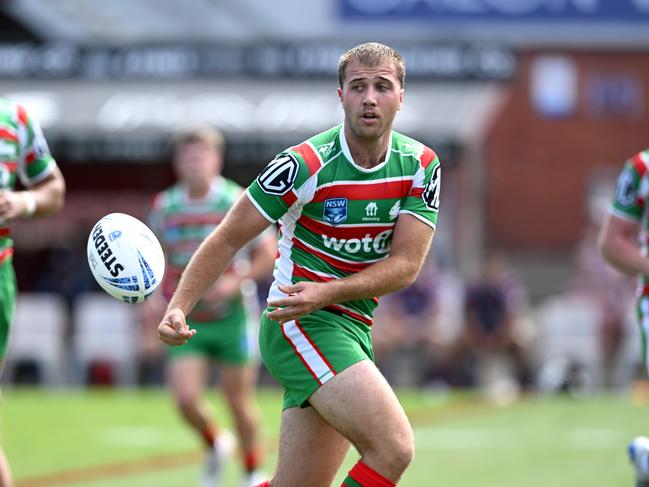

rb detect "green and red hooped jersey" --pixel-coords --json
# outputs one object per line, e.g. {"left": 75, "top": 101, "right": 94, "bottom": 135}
{"left": 247, "top": 124, "right": 441, "bottom": 328}
{"left": 0, "top": 98, "right": 57, "bottom": 263}
{"left": 149, "top": 176, "right": 266, "bottom": 322}
{"left": 610, "top": 148, "right": 649, "bottom": 296}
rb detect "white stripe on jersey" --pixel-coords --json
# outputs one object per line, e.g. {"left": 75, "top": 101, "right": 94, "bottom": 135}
{"left": 269, "top": 202, "right": 305, "bottom": 302}
{"left": 316, "top": 175, "right": 414, "bottom": 190}
{"left": 609, "top": 206, "right": 641, "bottom": 223}
{"left": 320, "top": 221, "right": 397, "bottom": 229}
{"left": 246, "top": 188, "right": 276, "bottom": 223}
{"left": 399, "top": 210, "right": 437, "bottom": 230}
{"left": 282, "top": 320, "right": 334, "bottom": 384}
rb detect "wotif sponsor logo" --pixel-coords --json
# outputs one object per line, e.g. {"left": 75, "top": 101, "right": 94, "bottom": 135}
{"left": 322, "top": 229, "right": 392, "bottom": 254}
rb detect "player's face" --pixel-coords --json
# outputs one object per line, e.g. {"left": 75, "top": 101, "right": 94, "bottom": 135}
{"left": 338, "top": 60, "right": 404, "bottom": 142}
{"left": 173, "top": 141, "right": 221, "bottom": 188}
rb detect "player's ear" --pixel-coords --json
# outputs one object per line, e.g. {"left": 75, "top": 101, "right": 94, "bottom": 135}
{"left": 397, "top": 88, "right": 404, "bottom": 111}
{"left": 337, "top": 87, "right": 343, "bottom": 103}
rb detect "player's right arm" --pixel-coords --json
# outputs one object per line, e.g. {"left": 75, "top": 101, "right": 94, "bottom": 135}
{"left": 598, "top": 153, "right": 649, "bottom": 277}
{"left": 598, "top": 214, "right": 649, "bottom": 276}
{"left": 158, "top": 194, "right": 272, "bottom": 345}
{"left": 0, "top": 103, "right": 65, "bottom": 221}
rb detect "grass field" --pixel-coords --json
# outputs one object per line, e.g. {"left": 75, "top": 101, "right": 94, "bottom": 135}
{"left": 2, "top": 387, "right": 646, "bottom": 486}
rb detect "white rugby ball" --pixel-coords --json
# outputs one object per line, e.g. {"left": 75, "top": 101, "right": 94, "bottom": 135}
{"left": 87, "top": 213, "right": 165, "bottom": 304}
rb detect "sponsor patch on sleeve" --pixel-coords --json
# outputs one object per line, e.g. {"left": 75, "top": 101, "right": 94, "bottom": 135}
{"left": 422, "top": 164, "right": 441, "bottom": 210}
{"left": 256, "top": 153, "right": 299, "bottom": 196}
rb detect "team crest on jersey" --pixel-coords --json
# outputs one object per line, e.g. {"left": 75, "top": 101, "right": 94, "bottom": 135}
{"left": 257, "top": 153, "right": 299, "bottom": 196}
{"left": 317, "top": 141, "right": 335, "bottom": 159}
{"left": 323, "top": 198, "right": 348, "bottom": 226}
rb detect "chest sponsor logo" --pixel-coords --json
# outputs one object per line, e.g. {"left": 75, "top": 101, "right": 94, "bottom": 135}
{"left": 363, "top": 201, "right": 380, "bottom": 222}
{"left": 323, "top": 198, "right": 348, "bottom": 226}
{"left": 257, "top": 153, "right": 299, "bottom": 196}
{"left": 322, "top": 229, "right": 392, "bottom": 255}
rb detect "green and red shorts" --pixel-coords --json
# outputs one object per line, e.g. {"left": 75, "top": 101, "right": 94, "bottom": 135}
{"left": 259, "top": 308, "right": 374, "bottom": 410}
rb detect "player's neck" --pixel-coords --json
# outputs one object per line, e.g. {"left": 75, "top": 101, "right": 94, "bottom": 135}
{"left": 185, "top": 182, "right": 211, "bottom": 200}
{"left": 344, "top": 127, "right": 390, "bottom": 169}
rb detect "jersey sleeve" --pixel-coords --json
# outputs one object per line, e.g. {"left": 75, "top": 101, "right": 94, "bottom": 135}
{"left": 610, "top": 155, "right": 648, "bottom": 222}
{"left": 400, "top": 147, "right": 441, "bottom": 229}
{"left": 246, "top": 150, "right": 312, "bottom": 222}
{"left": 16, "top": 104, "right": 56, "bottom": 187}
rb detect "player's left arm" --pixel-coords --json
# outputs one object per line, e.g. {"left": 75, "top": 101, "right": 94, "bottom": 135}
{"left": 0, "top": 165, "right": 65, "bottom": 220}
{"left": 267, "top": 214, "right": 434, "bottom": 322}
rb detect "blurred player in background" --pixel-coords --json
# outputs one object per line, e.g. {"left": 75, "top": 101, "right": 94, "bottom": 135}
{"left": 598, "top": 148, "right": 649, "bottom": 487}
{"left": 142, "top": 127, "right": 275, "bottom": 487}
{"left": 158, "top": 42, "right": 441, "bottom": 487}
{"left": 0, "top": 97, "right": 66, "bottom": 487}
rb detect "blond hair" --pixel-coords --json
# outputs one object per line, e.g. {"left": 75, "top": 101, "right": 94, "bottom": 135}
{"left": 172, "top": 126, "right": 224, "bottom": 155}
{"left": 337, "top": 42, "right": 405, "bottom": 88}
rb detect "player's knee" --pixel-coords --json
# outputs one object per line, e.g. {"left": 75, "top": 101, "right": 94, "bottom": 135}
{"left": 363, "top": 426, "right": 414, "bottom": 474}
{"left": 385, "top": 429, "right": 414, "bottom": 473}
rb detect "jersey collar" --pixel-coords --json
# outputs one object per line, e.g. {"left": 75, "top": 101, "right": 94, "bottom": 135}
{"left": 339, "top": 123, "right": 392, "bottom": 173}
{"left": 180, "top": 175, "right": 224, "bottom": 204}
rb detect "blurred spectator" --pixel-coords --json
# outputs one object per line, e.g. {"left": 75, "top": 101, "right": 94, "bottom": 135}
{"left": 372, "top": 260, "right": 440, "bottom": 386}
{"left": 442, "top": 250, "right": 534, "bottom": 400}
{"left": 567, "top": 218, "right": 635, "bottom": 389}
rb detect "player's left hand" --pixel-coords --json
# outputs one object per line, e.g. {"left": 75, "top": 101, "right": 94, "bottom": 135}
{"left": 266, "top": 282, "right": 330, "bottom": 322}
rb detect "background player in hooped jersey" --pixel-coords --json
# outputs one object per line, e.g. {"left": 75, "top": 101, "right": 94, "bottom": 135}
{"left": 142, "top": 127, "right": 276, "bottom": 487}
{"left": 0, "top": 97, "right": 65, "bottom": 487}
{"left": 599, "top": 148, "right": 649, "bottom": 487}
{"left": 158, "top": 42, "right": 441, "bottom": 487}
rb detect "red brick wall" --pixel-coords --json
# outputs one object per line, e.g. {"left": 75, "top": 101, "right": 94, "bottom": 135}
{"left": 485, "top": 50, "right": 649, "bottom": 250}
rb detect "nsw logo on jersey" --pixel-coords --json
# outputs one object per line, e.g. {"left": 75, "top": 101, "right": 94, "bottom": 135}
{"left": 323, "top": 198, "right": 348, "bottom": 226}
{"left": 257, "top": 153, "right": 299, "bottom": 196}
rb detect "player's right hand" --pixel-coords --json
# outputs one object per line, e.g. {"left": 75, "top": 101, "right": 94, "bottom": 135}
{"left": 158, "top": 308, "right": 196, "bottom": 346}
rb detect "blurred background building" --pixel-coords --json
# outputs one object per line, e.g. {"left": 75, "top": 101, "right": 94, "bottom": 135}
{"left": 1, "top": 0, "right": 648, "bottom": 394}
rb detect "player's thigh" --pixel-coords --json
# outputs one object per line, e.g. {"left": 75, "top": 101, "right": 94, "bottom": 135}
{"left": 259, "top": 309, "right": 373, "bottom": 410}
{"left": 274, "top": 405, "right": 350, "bottom": 487}
{"left": 309, "top": 359, "right": 413, "bottom": 456}
{"left": 166, "top": 355, "right": 210, "bottom": 401}
{"left": 219, "top": 363, "right": 257, "bottom": 407}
